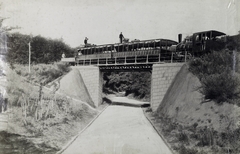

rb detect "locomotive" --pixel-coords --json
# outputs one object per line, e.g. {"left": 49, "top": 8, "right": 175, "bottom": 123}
{"left": 173, "top": 30, "right": 226, "bottom": 57}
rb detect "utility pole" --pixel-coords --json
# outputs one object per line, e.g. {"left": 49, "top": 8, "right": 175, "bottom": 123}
{"left": 29, "top": 42, "right": 31, "bottom": 73}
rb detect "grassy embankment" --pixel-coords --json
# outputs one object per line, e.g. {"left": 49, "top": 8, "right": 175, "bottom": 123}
{"left": 2, "top": 63, "right": 100, "bottom": 153}
{"left": 144, "top": 50, "right": 240, "bottom": 154}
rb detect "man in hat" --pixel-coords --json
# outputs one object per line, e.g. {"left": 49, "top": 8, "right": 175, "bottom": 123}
{"left": 119, "top": 32, "right": 124, "bottom": 43}
{"left": 84, "top": 37, "right": 88, "bottom": 47}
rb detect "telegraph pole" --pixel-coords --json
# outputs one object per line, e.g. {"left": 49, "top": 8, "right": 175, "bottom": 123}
{"left": 29, "top": 42, "right": 31, "bottom": 73}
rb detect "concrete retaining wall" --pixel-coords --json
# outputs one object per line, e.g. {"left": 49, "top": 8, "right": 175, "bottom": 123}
{"left": 76, "top": 66, "right": 103, "bottom": 107}
{"left": 151, "top": 63, "right": 184, "bottom": 111}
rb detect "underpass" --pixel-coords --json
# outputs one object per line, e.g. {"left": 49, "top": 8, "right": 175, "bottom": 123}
{"left": 60, "top": 97, "right": 172, "bottom": 154}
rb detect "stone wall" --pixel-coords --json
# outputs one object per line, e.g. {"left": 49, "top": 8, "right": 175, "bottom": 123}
{"left": 151, "top": 63, "right": 184, "bottom": 111}
{"left": 76, "top": 66, "right": 103, "bottom": 107}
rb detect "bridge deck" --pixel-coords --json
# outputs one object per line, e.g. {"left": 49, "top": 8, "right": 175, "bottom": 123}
{"left": 62, "top": 48, "right": 187, "bottom": 66}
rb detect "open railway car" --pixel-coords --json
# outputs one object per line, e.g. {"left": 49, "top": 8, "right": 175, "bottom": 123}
{"left": 78, "top": 39, "right": 177, "bottom": 55}
{"left": 75, "top": 38, "right": 180, "bottom": 65}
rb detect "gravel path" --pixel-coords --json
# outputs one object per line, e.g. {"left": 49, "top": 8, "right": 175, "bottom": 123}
{"left": 62, "top": 97, "right": 172, "bottom": 154}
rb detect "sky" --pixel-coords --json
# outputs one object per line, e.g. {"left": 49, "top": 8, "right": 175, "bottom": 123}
{"left": 0, "top": 0, "right": 239, "bottom": 48}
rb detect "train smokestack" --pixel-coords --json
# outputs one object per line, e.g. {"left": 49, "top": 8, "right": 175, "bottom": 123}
{"left": 178, "top": 34, "right": 182, "bottom": 43}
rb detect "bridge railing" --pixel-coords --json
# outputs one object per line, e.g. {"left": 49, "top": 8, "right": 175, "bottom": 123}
{"left": 74, "top": 48, "right": 188, "bottom": 66}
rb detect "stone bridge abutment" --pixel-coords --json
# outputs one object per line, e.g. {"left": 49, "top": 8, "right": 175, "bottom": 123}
{"left": 75, "top": 63, "right": 183, "bottom": 111}
{"left": 150, "top": 63, "right": 183, "bottom": 111}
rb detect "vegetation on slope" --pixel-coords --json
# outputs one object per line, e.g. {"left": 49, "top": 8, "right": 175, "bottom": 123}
{"left": 13, "top": 62, "right": 71, "bottom": 85}
{"left": 189, "top": 49, "right": 240, "bottom": 104}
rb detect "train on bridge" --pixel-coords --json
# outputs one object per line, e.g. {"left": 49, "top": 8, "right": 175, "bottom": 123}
{"left": 62, "top": 30, "right": 227, "bottom": 66}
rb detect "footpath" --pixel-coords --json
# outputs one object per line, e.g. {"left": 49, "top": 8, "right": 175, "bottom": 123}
{"left": 60, "top": 97, "right": 172, "bottom": 154}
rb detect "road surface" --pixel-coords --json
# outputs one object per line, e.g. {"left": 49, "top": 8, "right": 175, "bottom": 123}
{"left": 61, "top": 97, "right": 172, "bottom": 154}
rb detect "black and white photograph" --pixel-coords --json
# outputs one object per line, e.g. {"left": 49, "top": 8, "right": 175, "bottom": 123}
{"left": 0, "top": 0, "right": 240, "bottom": 153}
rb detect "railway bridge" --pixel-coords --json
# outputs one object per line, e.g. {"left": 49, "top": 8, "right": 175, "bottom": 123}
{"left": 62, "top": 46, "right": 185, "bottom": 111}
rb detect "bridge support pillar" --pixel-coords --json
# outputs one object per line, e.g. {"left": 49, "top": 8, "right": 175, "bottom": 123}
{"left": 151, "top": 63, "right": 184, "bottom": 111}
{"left": 76, "top": 66, "right": 103, "bottom": 107}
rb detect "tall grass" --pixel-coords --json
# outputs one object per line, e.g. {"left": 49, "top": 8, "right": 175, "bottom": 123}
{"left": 13, "top": 62, "right": 71, "bottom": 85}
{"left": 6, "top": 63, "right": 96, "bottom": 149}
{"left": 149, "top": 112, "right": 240, "bottom": 154}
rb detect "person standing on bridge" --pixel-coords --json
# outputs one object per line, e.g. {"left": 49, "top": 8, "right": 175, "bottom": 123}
{"left": 119, "top": 32, "right": 124, "bottom": 43}
{"left": 84, "top": 37, "right": 88, "bottom": 47}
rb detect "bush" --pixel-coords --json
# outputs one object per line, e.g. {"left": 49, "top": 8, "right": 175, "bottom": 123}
{"left": 200, "top": 72, "right": 240, "bottom": 103}
{"left": 13, "top": 63, "right": 71, "bottom": 85}
{"left": 189, "top": 50, "right": 240, "bottom": 104}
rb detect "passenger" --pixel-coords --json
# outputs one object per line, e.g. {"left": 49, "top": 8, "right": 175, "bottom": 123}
{"left": 119, "top": 32, "right": 124, "bottom": 43}
{"left": 78, "top": 51, "right": 82, "bottom": 56}
{"left": 84, "top": 37, "right": 88, "bottom": 47}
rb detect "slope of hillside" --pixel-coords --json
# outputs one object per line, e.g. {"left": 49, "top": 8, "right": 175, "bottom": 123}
{"left": 156, "top": 64, "right": 240, "bottom": 132}
{"left": 3, "top": 66, "right": 100, "bottom": 153}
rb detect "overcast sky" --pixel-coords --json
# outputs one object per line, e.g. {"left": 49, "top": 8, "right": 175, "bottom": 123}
{"left": 1, "top": 0, "right": 239, "bottom": 48}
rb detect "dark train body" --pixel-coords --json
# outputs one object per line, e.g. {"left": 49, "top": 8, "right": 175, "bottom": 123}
{"left": 175, "top": 30, "right": 226, "bottom": 57}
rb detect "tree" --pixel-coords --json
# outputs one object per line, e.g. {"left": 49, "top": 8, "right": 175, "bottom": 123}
{"left": 7, "top": 33, "right": 75, "bottom": 65}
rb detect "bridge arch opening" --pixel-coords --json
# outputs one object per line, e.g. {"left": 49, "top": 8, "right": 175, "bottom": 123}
{"left": 102, "top": 68, "right": 152, "bottom": 103}
{"left": 75, "top": 63, "right": 183, "bottom": 111}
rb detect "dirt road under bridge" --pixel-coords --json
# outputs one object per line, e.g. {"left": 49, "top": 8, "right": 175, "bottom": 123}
{"left": 61, "top": 97, "right": 172, "bottom": 154}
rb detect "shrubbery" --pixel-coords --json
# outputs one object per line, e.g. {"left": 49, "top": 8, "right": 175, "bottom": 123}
{"left": 188, "top": 50, "right": 240, "bottom": 104}
{"left": 14, "top": 62, "right": 71, "bottom": 85}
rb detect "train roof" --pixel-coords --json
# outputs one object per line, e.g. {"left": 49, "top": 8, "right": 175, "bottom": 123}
{"left": 193, "top": 30, "right": 226, "bottom": 37}
{"left": 77, "top": 38, "right": 178, "bottom": 51}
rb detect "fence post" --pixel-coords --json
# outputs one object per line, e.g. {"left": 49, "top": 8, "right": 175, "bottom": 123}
{"left": 171, "top": 51, "right": 173, "bottom": 63}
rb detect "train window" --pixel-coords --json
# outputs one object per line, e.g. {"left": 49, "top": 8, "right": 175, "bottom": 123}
{"left": 196, "top": 35, "right": 199, "bottom": 41}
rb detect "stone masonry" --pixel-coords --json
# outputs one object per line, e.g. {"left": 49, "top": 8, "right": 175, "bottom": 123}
{"left": 151, "top": 63, "right": 184, "bottom": 111}
{"left": 76, "top": 66, "right": 103, "bottom": 107}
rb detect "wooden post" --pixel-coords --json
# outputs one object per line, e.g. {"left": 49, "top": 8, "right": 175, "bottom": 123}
{"left": 171, "top": 51, "right": 173, "bottom": 63}
{"left": 29, "top": 42, "right": 31, "bottom": 73}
